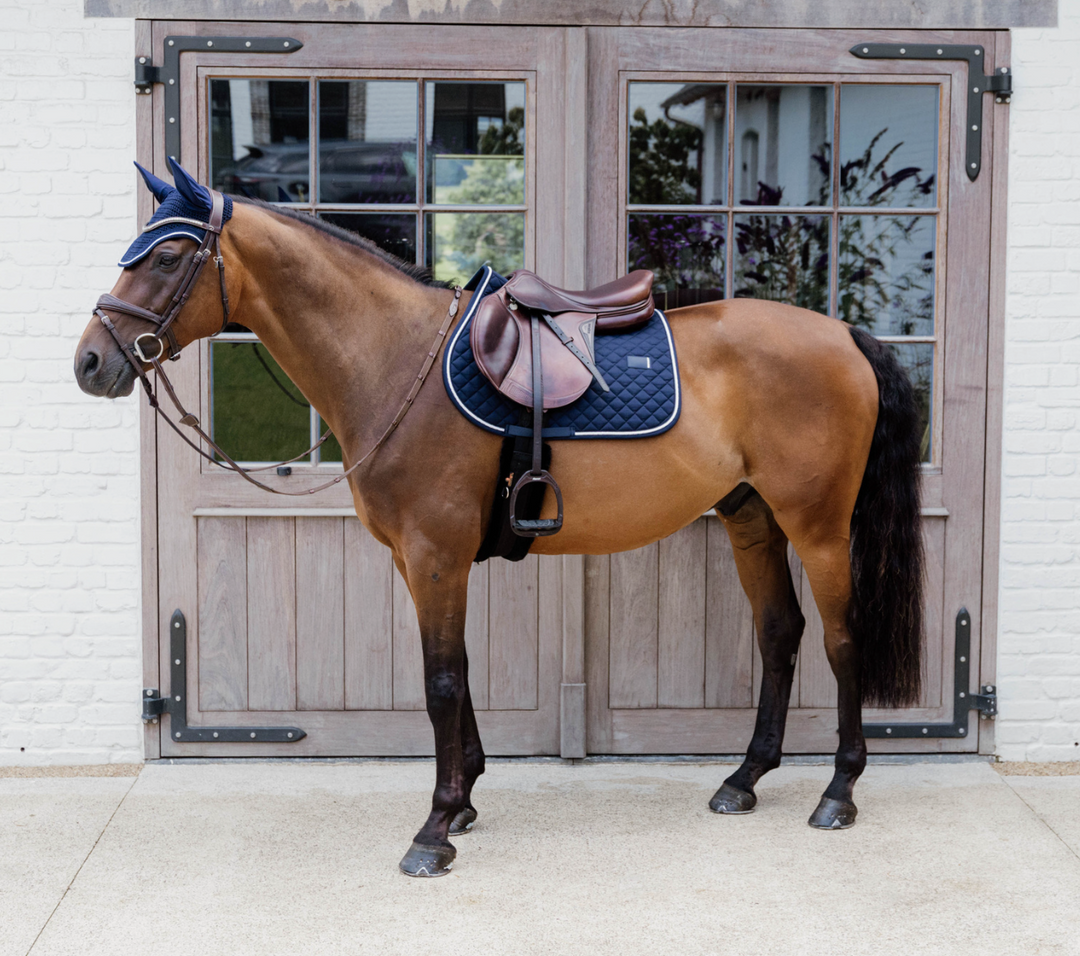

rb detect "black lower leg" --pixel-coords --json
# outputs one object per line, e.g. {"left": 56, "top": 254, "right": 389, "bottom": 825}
{"left": 451, "top": 649, "right": 485, "bottom": 836}
{"left": 809, "top": 640, "right": 866, "bottom": 829}
{"left": 712, "top": 594, "right": 804, "bottom": 813}
{"left": 400, "top": 653, "right": 467, "bottom": 876}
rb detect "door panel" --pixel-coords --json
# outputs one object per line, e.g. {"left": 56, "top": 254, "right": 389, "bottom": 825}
{"left": 584, "top": 27, "right": 998, "bottom": 753}
{"left": 151, "top": 21, "right": 571, "bottom": 756}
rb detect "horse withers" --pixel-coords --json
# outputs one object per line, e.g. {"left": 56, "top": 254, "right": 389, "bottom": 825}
{"left": 75, "top": 160, "right": 924, "bottom": 877}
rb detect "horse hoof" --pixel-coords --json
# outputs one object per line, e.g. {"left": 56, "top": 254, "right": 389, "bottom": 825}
{"left": 808, "top": 797, "right": 857, "bottom": 830}
{"left": 449, "top": 806, "right": 477, "bottom": 836}
{"left": 399, "top": 841, "right": 456, "bottom": 877}
{"left": 709, "top": 782, "right": 757, "bottom": 814}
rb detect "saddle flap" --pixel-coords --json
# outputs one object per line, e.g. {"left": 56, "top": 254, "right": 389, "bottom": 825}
{"left": 471, "top": 288, "right": 593, "bottom": 410}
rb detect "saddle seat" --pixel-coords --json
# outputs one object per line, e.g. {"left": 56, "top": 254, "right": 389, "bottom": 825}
{"left": 471, "top": 269, "right": 655, "bottom": 410}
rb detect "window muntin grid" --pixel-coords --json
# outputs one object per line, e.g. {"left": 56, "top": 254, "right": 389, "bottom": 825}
{"left": 205, "top": 74, "right": 530, "bottom": 467}
{"left": 625, "top": 79, "right": 941, "bottom": 463}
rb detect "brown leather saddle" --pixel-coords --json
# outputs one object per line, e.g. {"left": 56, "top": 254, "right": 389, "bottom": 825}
{"left": 470, "top": 269, "right": 655, "bottom": 537}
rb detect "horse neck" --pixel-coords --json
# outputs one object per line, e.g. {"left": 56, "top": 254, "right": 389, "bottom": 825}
{"left": 225, "top": 208, "right": 449, "bottom": 450}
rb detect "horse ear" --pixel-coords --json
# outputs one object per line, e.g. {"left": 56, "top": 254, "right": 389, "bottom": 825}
{"left": 134, "top": 161, "right": 172, "bottom": 203}
{"left": 167, "top": 156, "right": 213, "bottom": 210}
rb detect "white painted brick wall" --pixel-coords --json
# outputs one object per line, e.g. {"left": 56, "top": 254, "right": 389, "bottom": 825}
{"left": 0, "top": 0, "right": 141, "bottom": 764}
{"left": 0, "top": 3, "right": 1077, "bottom": 763}
{"left": 999, "top": 5, "right": 1080, "bottom": 761}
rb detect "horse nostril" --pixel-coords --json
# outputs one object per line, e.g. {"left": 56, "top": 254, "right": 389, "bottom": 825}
{"left": 79, "top": 347, "right": 101, "bottom": 380}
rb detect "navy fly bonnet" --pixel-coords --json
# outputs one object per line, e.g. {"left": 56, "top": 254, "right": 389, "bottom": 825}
{"left": 119, "top": 158, "right": 233, "bottom": 268}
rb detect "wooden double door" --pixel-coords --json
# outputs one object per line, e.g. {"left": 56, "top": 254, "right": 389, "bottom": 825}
{"left": 140, "top": 21, "right": 1004, "bottom": 757}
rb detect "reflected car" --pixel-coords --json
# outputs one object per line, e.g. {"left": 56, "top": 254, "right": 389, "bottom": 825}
{"left": 216, "top": 141, "right": 417, "bottom": 204}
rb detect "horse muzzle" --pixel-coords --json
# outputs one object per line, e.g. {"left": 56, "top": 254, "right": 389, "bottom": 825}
{"left": 74, "top": 338, "right": 137, "bottom": 398}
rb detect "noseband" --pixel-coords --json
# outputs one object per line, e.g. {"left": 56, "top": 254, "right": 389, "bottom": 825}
{"left": 94, "top": 188, "right": 462, "bottom": 496}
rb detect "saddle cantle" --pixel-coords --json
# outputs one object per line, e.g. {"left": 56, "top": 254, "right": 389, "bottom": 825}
{"left": 468, "top": 269, "right": 656, "bottom": 539}
{"left": 471, "top": 269, "right": 655, "bottom": 409}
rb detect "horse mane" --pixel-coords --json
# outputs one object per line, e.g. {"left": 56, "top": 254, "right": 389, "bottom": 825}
{"left": 234, "top": 197, "right": 446, "bottom": 288}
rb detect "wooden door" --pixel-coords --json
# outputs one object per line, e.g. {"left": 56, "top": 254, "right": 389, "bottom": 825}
{"left": 583, "top": 28, "right": 1004, "bottom": 754}
{"left": 143, "top": 21, "right": 580, "bottom": 756}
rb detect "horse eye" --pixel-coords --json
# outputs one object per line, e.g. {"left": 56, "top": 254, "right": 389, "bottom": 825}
{"left": 158, "top": 252, "right": 178, "bottom": 267}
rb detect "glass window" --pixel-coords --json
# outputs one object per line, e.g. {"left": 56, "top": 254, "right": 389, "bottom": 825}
{"left": 735, "top": 85, "right": 832, "bottom": 206}
{"left": 839, "top": 85, "right": 938, "bottom": 208}
{"left": 425, "top": 82, "right": 526, "bottom": 206}
{"left": 624, "top": 78, "right": 940, "bottom": 461}
{"left": 628, "top": 82, "right": 727, "bottom": 205}
{"left": 210, "top": 79, "right": 310, "bottom": 202}
{"left": 206, "top": 73, "right": 532, "bottom": 468}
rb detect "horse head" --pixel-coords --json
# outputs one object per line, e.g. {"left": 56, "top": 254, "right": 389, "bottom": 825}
{"left": 75, "top": 159, "right": 236, "bottom": 398}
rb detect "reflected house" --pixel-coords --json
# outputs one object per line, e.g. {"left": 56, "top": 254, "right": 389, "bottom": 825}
{"left": 658, "top": 84, "right": 727, "bottom": 205}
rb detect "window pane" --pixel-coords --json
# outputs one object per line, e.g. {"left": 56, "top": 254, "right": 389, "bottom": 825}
{"left": 425, "top": 82, "right": 525, "bottom": 205}
{"left": 888, "top": 342, "right": 933, "bottom": 462}
{"left": 733, "top": 214, "right": 829, "bottom": 311}
{"left": 735, "top": 85, "right": 832, "bottom": 206}
{"left": 319, "top": 212, "right": 417, "bottom": 264}
{"left": 628, "top": 82, "right": 727, "bottom": 205}
{"left": 210, "top": 79, "right": 310, "bottom": 203}
{"left": 840, "top": 85, "right": 938, "bottom": 208}
{"left": 211, "top": 341, "right": 310, "bottom": 463}
{"left": 628, "top": 213, "right": 725, "bottom": 310}
{"left": 838, "top": 215, "right": 935, "bottom": 335}
{"left": 318, "top": 423, "right": 342, "bottom": 463}
{"left": 318, "top": 81, "right": 418, "bottom": 204}
{"left": 425, "top": 212, "right": 525, "bottom": 286}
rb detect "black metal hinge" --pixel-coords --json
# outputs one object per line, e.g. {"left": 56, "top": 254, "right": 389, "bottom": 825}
{"left": 863, "top": 607, "right": 995, "bottom": 739}
{"left": 134, "top": 36, "right": 303, "bottom": 165}
{"left": 142, "top": 609, "right": 306, "bottom": 744}
{"left": 851, "top": 43, "right": 1011, "bottom": 181}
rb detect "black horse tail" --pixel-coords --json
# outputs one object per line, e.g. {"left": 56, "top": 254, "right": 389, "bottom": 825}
{"left": 846, "top": 326, "right": 924, "bottom": 708}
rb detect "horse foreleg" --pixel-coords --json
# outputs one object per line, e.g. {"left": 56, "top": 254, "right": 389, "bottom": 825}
{"left": 449, "top": 646, "right": 485, "bottom": 836}
{"left": 710, "top": 492, "right": 805, "bottom": 814}
{"left": 397, "top": 558, "right": 472, "bottom": 878}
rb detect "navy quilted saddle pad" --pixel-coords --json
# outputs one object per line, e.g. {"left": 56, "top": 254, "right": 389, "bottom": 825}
{"left": 443, "top": 266, "right": 681, "bottom": 440}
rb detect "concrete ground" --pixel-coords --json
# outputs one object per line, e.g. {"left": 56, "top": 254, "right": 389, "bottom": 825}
{"left": 2, "top": 759, "right": 1079, "bottom": 956}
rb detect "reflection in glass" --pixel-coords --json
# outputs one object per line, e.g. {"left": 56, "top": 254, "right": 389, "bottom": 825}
{"left": 735, "top": 85, "right": 832, "bottom": 206}
{"left": 628, "top": 83, "right": 727, "bottom": 205}
{"left": 733, "top": 214, "right": 829, "bottom": 312}
{"left": 838, "top": 215, "right": 934, "bottom": 335}
{"left": 888, "top": 342, "right": 933, "bottom": 462}
{"left": 628, "top": 214, "right": 725, "bottom": 309}
{"left": 318, "top": 81, "right": 417, "bottom": 204}
{"left": 211, "top": 341, "right": 310, "bottom": 462}
{"left": 840, "top": 85, "right": 938, "bottom": 207}
{"left": 210, "top": 79, "right": 310, "bottom": 202}
{"left": 319, "top": 212, "right": 417, "bottom": 264}
{"left": 425, "top": 212, "right": 525, "bottom": 286}
{"left": 425, "top": 82, "right": 526, "bottom": 205}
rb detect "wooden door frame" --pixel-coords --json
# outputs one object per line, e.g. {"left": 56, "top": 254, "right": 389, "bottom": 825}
{"left": 136, "top": 21, "right": 1006, "bottom": 760}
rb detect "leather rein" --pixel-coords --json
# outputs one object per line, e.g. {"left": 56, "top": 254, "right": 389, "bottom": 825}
{"left": 95, "top": 188, "right": 463, "bottom": 496}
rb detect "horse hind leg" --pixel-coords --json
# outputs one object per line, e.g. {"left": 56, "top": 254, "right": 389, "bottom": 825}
{"left": 709, "top": 489, "right": 805, "bottom": 815}
{"left": 795, "top": 534, "right": 865, "bottom": 830}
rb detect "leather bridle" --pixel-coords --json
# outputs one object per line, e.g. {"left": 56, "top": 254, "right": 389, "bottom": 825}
{"left": 94, "top": 188, "right": 462, "bottom": 496}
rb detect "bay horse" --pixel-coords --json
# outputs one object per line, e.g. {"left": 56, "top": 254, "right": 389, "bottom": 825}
{"left": 75, "top": 162, "right": 923, "bottom": 877}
